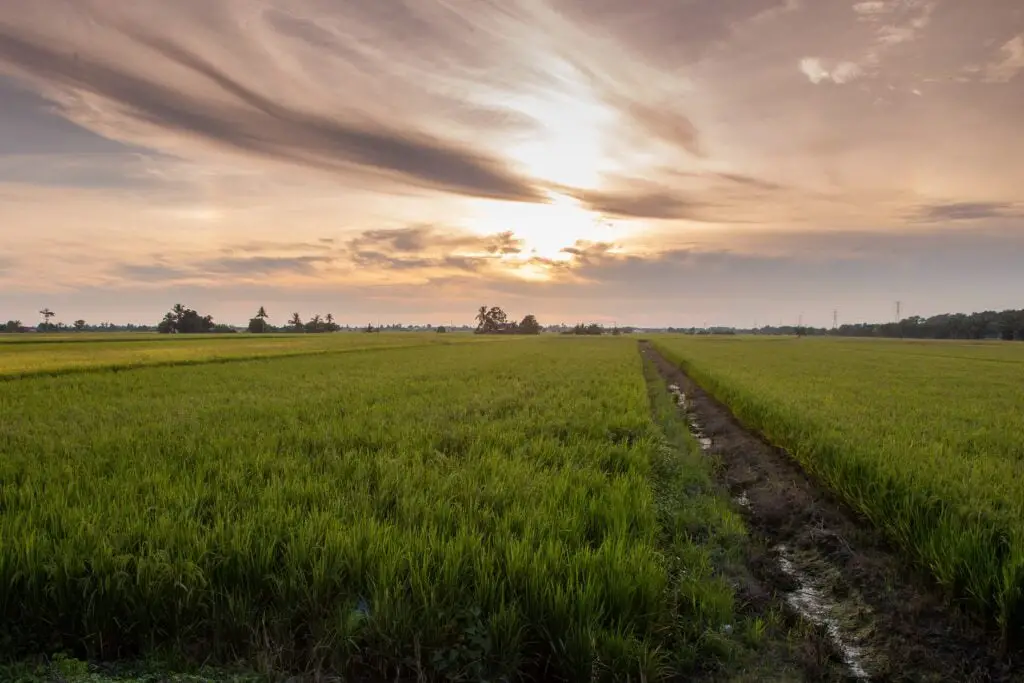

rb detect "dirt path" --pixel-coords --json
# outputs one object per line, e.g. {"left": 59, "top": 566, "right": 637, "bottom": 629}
{"left": 640, "top": 342, "right": 1021, "bottom": 682}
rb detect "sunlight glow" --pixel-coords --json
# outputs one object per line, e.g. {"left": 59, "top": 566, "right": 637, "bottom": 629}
{"left": 497, "top": 59, "right": 615, "bottom": 190}
{"left": 467, "top": 192, "right": 619, "bottom": 264}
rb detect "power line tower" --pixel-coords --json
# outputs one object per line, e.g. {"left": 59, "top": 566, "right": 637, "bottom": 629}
{"left": 832, "top": 309, "right": 838, "bottom": 330}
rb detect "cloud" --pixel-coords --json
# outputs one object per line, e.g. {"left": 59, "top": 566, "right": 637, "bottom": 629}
{"left": 0, "top": 152, "right": 164, "bottom": 190}
{"left": 111, "top": 225, "right": 536, "bottom": 287}
{"left": 116, "top": 254, "right": 334, "bottom": 283}
{"left": 714, "top": 172, "right": 787, "bottom": 192}
{"left": 569, "top": 170, "right": 794, "bottom": 222}
{"left": 347, "top": 225, "right": 524, "bottom": 256}
{"left": 609, "top": 96, "right": 702, "bottom": 157}
{"left": 349, "top": 251, "right": 488, "bottom": 273}
{"left": 551, "top": 0, "right": 801, "bottom": 67}
{"left": 800, "top": 57, "right": 863, "bottom": 84}
{"left": 224, "top": 240, "right": 337, "bottom": 255}
{"left": 0, "top": 75, "right": 148, "bottom": 156}
{"left": 984, "top": 35, "right": 1024, "bottom": 83}
{"left": 0, "top": 28, "right": 546, "bottom": 203}
{"left": 914, "top": 201, "right": 1024, "bottom": 222}
{"left": 852, "top": 2, "right": 889, "bottom": 15}
{"left": 559, "top": 241, "right": 617, "bottom": 263}
{"left": 574, "top": 185, "right": 711, "bottom": 221}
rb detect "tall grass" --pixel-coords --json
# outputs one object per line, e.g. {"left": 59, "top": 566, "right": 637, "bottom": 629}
{"left": 1, "top": 337, "right": 746, "bottom": 679}
{"left": 653, "top": 335, "right": 1024, "bottom": 637}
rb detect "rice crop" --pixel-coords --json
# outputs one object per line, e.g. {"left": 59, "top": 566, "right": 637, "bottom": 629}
{"left": 0, "top": 337, "right": 747, "bottom": 680}
{"left": 0, "top": 333, "right": 479, "bottom": 379}
{"left": 652, "top": 335, "right": 1024, "bottom": 637}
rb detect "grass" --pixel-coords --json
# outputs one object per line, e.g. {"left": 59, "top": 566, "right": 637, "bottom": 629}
{"left": 1, "top": 336, "right": 754, "bottom": 680}
{"left": 0, "top": 333, "right": 483, "bottom": 379}
{"left": 652, "top": 335, "right": 1024, "bottom": 638}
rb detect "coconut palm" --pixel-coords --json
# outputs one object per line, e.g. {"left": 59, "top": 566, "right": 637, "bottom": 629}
{"left": 476, "top": 305, "right": 490, "bottom": 330}
{"left": 39, "top": 308, "right": 55, "bottom": 330}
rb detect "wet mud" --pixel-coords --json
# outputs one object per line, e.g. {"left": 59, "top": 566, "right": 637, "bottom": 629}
{"left": 642, "top": 342, "right": 1022, "bottom": 682}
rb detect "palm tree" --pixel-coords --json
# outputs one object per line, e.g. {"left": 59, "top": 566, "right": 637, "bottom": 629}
{"left": 172, "top": 303, "right": 186, "bottom": 324}
{"left": 311, "top": 314, "right": 322, "bottom": 332}
{"left": 257, "top": 306, "right": 268, "bottom": 320}
{"left": 325, "top": 313, "right": 334, "bottom": 325}
{"left": 39, "top": 308, "right": 55, "bottom": 330}
{"left": 290, "top": 312, "right": 303, "bottom": 331}
{"left": 476, "top": 305, "right": 490, "bottom": 330}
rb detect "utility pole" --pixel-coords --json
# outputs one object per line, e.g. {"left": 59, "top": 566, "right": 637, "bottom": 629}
{"left": 895, "top": 301, "right": 902, "bottom": 322}
{"left": 833, "top": 309, "right": 838, "bottom": 330}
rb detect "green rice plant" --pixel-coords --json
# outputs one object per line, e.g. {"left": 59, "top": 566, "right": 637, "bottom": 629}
{"left": 1, "top": 337, "right": 748, "bottom": 680}
{"left": 652, "top": 335, "right": 1024, "bottom": 638}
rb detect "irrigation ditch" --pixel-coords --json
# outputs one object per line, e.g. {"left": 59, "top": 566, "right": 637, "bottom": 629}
{"left": 640, "top": 340, "right": 1021, "bottom": 682}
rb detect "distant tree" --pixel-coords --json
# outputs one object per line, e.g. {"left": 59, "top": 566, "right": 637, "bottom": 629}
{"left": 290, "top": 312, "right": 304, "bottom": 332}
{"left": 518, "top": 314, "right": 541, "bottom": 335}
{"left": 488, "top": 306, "right": 508, "bottom": 326}
{"left": 73, "top": 319, "right": 86, "bottom": 331}
{"left": 158, "top": 312, "right": 176, "bottom": 334}
{"left": 3, "top": 320, "right": 22, "bottom": 333}
{"left": 157, "top": 304, "right": 215, "bottom": 334}
{"left": 247, "top": 307, "right": 271, "bottom": 333}
{"left": 475, "top": 305, "right": 540, "bottom": 335}
{"left": 476, "top": 305, "right": 512, "bottom": 333}
{"left": 324, "top": 312, "right": 339, "bottom": 332}
{"left": 365, "top": 323, "right": 375, "bottom": 333}
{"left": 39, "top": 308, "right": 55, "bottom": 331}
{"left": 307, "top": 313, "right": 323, "bottom": 333}
{"left": 436, "top": 326, "right": 447, "bottom": 333}
{"left": 568, "top": 322, "right": 604, "bottom": 336}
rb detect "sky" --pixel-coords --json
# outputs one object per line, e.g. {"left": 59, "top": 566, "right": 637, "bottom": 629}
{"left": 0, "top": 0, "right": 1022, "bottom": 328}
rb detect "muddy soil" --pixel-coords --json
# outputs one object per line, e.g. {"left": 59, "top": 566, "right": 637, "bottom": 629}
{"left": 641, "top": 342, "right": 1022, "bottom": 683}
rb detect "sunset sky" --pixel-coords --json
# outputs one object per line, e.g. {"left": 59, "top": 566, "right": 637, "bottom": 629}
{"left": 1, "top": 0, "right": 1022, "bottom": 328}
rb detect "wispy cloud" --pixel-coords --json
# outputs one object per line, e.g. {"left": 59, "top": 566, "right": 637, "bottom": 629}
{"left": 0, "top": 25, "right": 545, "bottom": 202}
{"left": 914, "top": 201, "right": 1024, "bottom": 222}
{"left": 984, "top": 35, "right": 1024, "bottom": 83}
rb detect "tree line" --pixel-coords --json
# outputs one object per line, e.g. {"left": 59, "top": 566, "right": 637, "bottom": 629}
{"left": 832, "top": 309, "right": 1024, "bottom": 341}
{"left": 3, "top": 308, "right": 157, "bottom": 333}
{"left": 741, "top": 309, "right": 1024, "bottom": 341}
{"left": 159, "top": 305, "right": 343, "bottom": 334}
{"left": 8, "top": 303, "right": 1023, "bottom": 340}
{"left": 474, "top": 306, "right": 541, "bottom": 334}
{"left": 254, "top": 308, "right": 342, "bottom": 334}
